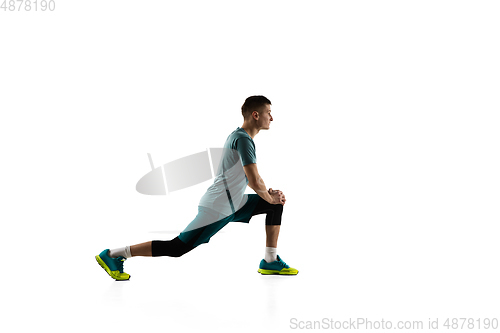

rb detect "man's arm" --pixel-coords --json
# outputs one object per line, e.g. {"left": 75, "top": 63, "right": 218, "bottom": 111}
{"left": 243, "top": 163, "right": 285, "bottom": 205}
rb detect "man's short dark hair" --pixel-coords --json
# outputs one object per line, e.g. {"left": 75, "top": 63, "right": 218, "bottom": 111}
{"left": 241, "top": 95, "right": 272, "bottom": 119}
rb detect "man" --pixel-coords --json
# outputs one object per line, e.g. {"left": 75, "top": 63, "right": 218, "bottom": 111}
{"left": 96, "top": 95, "right": 298, "bottom": 280}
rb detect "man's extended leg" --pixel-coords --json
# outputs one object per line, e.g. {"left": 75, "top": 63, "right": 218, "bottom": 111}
{"left": 116, "top": 237, "right": 195, "bottom": 258}
{"left": 130, "top": 241, "right": 152, "bottom": 257}
{"left": 96, "top": 206, "right": 226, "bottom": 280}
{"left": 96, "top": 237, "right": 195, "bottom": 280}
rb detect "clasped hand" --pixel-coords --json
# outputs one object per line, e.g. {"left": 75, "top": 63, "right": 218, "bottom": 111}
{"left": 268, "top": 188, "right": 286, "bottom": 205}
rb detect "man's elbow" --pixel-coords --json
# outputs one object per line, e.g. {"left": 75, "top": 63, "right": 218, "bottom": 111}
{"left": 247, "top": 174, "right": 262, "bottom": 189}
{"left": 247, "top": 179, "right": 258, "bottom": 189}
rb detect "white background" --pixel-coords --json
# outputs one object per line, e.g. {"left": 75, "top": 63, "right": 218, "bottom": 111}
{"left": 1, "top": 1, "right": 499, "bottom": 332}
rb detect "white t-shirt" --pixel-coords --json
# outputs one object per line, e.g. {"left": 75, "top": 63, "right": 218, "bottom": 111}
{"left": 198, "top": 127, "right": 257, "bottom": 218}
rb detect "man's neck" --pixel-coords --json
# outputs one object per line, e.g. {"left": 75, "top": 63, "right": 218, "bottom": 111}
{"left": 240, "top": 124, "right": 259, "bottom": 139}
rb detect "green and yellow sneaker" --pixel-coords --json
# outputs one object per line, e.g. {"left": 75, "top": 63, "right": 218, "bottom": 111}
{"left": 257, "top": 255, "right": 298, "bottom": 275}
{"left": 95, "top": 249, "right": 130, "bottom": 281}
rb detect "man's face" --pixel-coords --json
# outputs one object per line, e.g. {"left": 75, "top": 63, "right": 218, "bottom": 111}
{"left": 256, "top": 104, "right": 273, "bottom": 130}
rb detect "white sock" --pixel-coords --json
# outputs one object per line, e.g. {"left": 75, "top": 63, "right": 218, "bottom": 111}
{"left": 108, "top": 246, "right": 132, "bottom": 259}
{"left": 265, "top": 247, "right": 277, "bottom": 263}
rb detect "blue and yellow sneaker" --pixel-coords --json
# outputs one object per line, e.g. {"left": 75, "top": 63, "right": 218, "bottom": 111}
{"left": 258, "top": 255, "right": 298, "bottom": 275}
{"left": 95, "top": 249, "right": 130, "bottom": 281}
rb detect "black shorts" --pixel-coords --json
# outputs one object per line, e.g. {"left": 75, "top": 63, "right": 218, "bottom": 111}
{"left": 152, "top": 194, "right": 283, "bottom": 257}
